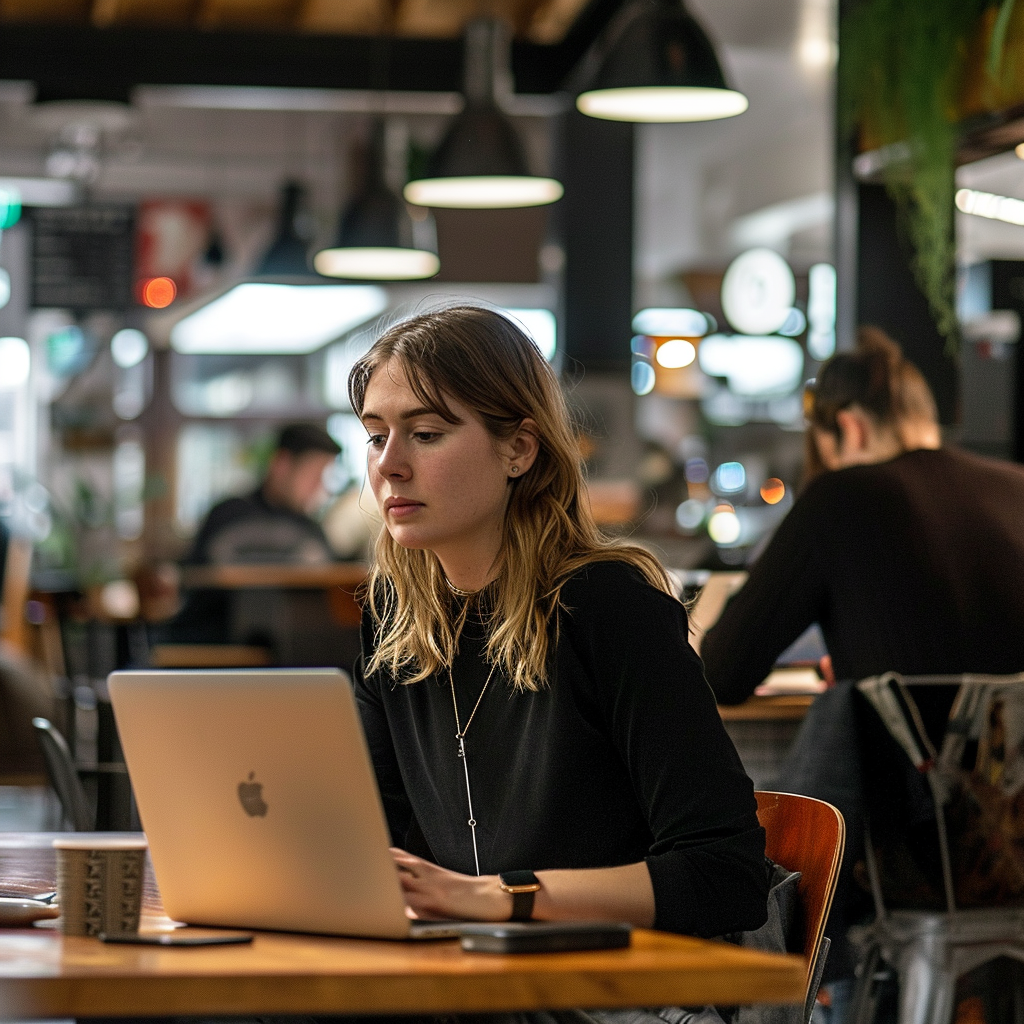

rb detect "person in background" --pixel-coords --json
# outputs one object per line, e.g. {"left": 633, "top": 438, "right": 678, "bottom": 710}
{"left": 700, "top": 327, "right": 1024, "bottom": 1022}
{"left": 186, "top": 422, "right": 340, "bottom": 567}
{"left": 349, "top": 305, "right": 769, "bottom": 1024}
{"left": 699, "top": 325, "right": 1024, "bottom": 702}
{"left": 164, "top": 423, "right": 341, "bottom": 646}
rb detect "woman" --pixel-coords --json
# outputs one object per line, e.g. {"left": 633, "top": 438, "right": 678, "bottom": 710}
{"left": 701, "top": 326, "right": 1024, "bottom": 706}
{"left": 348, "top": 305, "right": 768, "bottom": 940}
{"left": 701, "top": 328, "right": 1024, "bottom": 1019}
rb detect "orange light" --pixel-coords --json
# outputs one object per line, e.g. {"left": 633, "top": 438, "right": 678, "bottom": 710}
{"left": 760, "top": 478, "right": 786, "bottom": 505}
{"left": 139, "top": 277, "right": 176, "bottom": 309}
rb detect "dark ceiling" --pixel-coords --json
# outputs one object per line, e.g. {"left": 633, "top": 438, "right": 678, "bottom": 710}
{"left": 0, "top": 0, "right": 628, "bottom": 101}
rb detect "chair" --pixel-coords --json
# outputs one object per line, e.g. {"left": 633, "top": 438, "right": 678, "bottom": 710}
{"left": 32, "top": 717, "right": 93, "bottom": 831}
{"left": 848, "top": 672, "right": 1024, "bottom": 1024}
{"left": 756, "top": 790, "right": 846, "bottom": 1024}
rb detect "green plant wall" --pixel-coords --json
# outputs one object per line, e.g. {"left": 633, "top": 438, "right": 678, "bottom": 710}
{"left": 840, "top": 0, "right": 1008, "bottom": 352}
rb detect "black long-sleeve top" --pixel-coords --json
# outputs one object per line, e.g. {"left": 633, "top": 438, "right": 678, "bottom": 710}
{"left": 354, "top": 560, "right": 768, "bottom": 938}
{"left": 703, "top": 447, "right": 1024, "bottom": 711}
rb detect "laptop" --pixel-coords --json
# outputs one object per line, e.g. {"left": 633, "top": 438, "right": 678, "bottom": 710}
{"left": 107, "top": 668, "right": 458, "bottom": 939}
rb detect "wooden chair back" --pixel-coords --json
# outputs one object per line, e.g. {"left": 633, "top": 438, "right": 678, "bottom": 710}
{"left": 756, "top": 791, "right": 845, "bottom": 996}
{"left": 0, "top": 536, "right": 32, "bottom": 655}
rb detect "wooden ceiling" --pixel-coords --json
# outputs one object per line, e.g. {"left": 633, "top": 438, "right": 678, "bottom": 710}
{"left": 0, "top": 0, "right": 591, "bottom": 43}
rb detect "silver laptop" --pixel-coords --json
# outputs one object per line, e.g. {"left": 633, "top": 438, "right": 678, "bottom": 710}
{"left": 108, "top": 668, "right": 456, "bottom": 939}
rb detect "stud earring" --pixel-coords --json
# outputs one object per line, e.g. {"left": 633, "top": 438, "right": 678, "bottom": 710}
{"left": 510, "top": 466, "right": 519, "bottom": 475}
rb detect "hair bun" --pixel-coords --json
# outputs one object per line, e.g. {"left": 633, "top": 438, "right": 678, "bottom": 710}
{"left": 856, "top": 325, "right": 903, "bottom": 365}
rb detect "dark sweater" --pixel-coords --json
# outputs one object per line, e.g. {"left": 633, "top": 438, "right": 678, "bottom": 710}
{"left": 186, "top": 487, "right": 333, "bottom": 566}
{"left": 354, "top": 561, "right": 768, "bottom": 938}
{"left": 703, "top": 447, "right": 1024, "bottom": 707}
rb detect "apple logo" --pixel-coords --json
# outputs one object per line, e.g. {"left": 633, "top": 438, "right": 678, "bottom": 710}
{"left": 238, "top": 772, "right": 268, "bottom": 817}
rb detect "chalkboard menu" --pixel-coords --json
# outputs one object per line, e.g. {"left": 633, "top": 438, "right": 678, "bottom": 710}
{"left": 30, "top": 205, "right": 134, "bottom": 311}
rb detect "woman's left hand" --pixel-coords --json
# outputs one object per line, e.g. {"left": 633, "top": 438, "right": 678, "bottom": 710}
{"left": 390, "top": 848, "right": 512, "bottom": 921}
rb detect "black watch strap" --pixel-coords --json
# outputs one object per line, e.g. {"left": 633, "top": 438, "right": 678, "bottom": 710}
{"left": 499, "top": 870, "right": 541, "bottom": 922}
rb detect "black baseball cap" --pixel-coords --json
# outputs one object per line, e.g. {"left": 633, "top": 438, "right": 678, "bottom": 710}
{"left": 275, "top": 422, "right": 341, "bottom": 457}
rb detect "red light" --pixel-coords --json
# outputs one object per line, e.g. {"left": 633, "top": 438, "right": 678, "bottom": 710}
{"left": 139, "top": 277, "right": 176, "bottom": 309}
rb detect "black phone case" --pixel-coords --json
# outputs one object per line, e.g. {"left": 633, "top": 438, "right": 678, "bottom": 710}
{"left": 458, "top": 921, "right": 632, "bottom": 953}
{"left": 100, "top": 932, "right": 254, "bottom": 946}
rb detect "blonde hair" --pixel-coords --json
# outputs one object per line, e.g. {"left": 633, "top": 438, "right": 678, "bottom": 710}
{"left": 348, "top": 305, "right": 672, "bottom": 692}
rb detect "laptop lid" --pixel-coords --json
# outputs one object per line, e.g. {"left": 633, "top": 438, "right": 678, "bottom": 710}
{"left": 107, "top": 668, "right": 415, "bottom": 938}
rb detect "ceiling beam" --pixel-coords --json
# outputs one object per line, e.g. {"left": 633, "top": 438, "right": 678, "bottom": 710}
{"left": 0, "top": 0, "right": 623, "bottom": 102}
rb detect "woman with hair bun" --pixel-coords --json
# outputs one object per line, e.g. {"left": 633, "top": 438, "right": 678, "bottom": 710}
{"left": 700, "top": 324, "right": 1024, "bottom": 704}
{"left": 700, "top": 328, "right": 1024, "bottom": 1016}
{"left": 348, "top": 304, "right": 768, "bottom": 950}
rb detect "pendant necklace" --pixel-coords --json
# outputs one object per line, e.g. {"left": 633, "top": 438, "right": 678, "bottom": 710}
{"left": 448, "top": 662, "right": 495, "bottom": 876}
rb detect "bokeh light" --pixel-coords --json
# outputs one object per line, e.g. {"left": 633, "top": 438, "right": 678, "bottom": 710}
{"left": 712, "top": 461, "right": 746, "bottom": 495}
{"left": 684, "top": 457, "right": 709, "bottom": 484}
{"left": 656, "top": 338, "right": 697, "bottom": 369}
{"left": 0, "top": 336, "right": 30, "bottom": 389}
{"left": 631, "top": 361, "right": 656, "bottom": 395}
{"left": 111, "top": 328, "right": 149, "bottom": 369}
{"left": 708, "top": 505, "right": 742, "bottom": 545}
{"left": 139, "top": 277, "right": 177, "bottom": 309}
{"left": 675, "top": 499, "right": 705, "bottom": 532}
{"left": 760, "top": 478, "right": 786, "bottom": 504}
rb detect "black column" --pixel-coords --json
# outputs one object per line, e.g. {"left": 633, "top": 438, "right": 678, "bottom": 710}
{"left": 560, "top": 109, "right": 634, "bottom": 371}
{"left": 855, "top": 183, "right": 959, "bottom": 424}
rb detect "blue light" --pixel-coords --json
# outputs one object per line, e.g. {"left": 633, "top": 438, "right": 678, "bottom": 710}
{"left": 631, "top": 360, "right": 656, "bottom": 395}
{"left": 712, "top": 461, "right": 746, "bottom": 494}
{"left": 631, "top": 335, "right": 656, "bottom": 359}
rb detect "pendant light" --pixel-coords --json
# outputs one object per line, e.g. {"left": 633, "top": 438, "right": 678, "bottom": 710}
{"left": 403, "top": 19, "right": 563, "bottom": 210}
{"left": 576, "top": 0, "right": 747, "bottom": 123}
{"left": 315, "top": 122, "right": 439, "bottom": 281}
{"left": 257, "top": 180, "right": 314, "bottom": 277}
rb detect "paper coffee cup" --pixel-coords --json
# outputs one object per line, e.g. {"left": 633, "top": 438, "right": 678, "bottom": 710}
{"left": 53, "top": 837, "right": 148, "bottom": 937}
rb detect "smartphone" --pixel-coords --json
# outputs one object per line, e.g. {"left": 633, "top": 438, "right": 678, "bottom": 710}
{"left": 100, "top": 930, "right": 254, "bottom": 946}
{"left": 459, "top": 921, "right": 631, "bottom": 954}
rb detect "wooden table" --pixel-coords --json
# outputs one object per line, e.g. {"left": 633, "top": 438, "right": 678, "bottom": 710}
{"left": 0, "top": 834, "right": 805, "bottom": 1020}
{"left": 718, "top": 694, "right": 817, "bottom": 722}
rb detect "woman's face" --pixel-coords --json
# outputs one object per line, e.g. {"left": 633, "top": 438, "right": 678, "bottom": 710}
{"left": 360, "top": 357, "right": 518, "bottom": 582}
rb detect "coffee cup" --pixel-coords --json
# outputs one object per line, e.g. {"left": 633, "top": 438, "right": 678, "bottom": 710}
{"left": 52, "top": 837, "right": 148, "bottom": 937}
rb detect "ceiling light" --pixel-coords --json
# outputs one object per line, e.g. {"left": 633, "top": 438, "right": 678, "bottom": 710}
{"left": 256, "top": 181, "right": 314, "bottom": 277}
{"left": 575, "top": 0, "right": 747, "bottom": 123}
{"left": 314, "top": 123, "right": 439, "bottom": 282}
{"left": 404, "top": 20, "right": 563, "bottom": 209}
{"left": 170, "top": 283, "right": 387, "bottom": 355}
{"left": 501, "top": 308, "right": 557, "bottom": 360}
{"left": 955, "top": 187, "right": 1024, "bottom": 226}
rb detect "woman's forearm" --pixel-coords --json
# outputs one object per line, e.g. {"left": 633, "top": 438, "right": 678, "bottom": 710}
{"left": 392, "top": 848, "right": 656, "bottom": 926}
{"left": 532, "top": 861, "right": 656, "bottom": 928}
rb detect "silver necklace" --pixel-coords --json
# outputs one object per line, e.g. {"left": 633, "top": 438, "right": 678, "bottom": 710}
{"left": 448, "top": 663, "right": 496, "bottom": 876}
{"left": 443, "top": 575, "right": 480, "bottom": 599}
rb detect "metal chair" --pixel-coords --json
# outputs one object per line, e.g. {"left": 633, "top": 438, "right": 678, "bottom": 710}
{"left": 31, "top": 717, "right": 93, "bottom": 831}
{"left": 848, "top": 672, "right": 1024, "bottom": 1024}
{"left": 756, "top": 791, "right": 846, "bottom": 1024}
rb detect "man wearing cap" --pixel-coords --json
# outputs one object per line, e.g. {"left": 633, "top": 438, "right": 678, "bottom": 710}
{"left": 187, "top": 423, "right": 340, "bottom": 567}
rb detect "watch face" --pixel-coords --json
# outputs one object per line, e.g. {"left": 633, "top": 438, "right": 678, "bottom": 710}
{"left": 500, "top": 870, "right": 540, "bottom": 891}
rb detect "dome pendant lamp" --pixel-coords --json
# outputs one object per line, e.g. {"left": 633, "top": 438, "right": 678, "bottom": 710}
{"left": 403, "top": 19, "right": 563, "bottom": 210}
{"left": 315, "top": 123, "right": 440, "bottom": 281}
{"left": 576, "top": 0, "right": 748, "bottom": 123}
{"left": 257, "top": 181, "right": 315, "bottom": 277}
